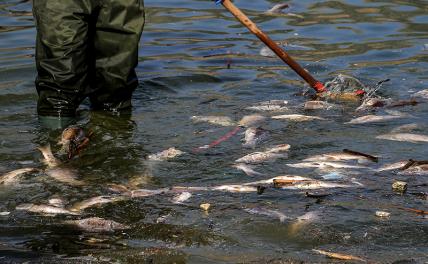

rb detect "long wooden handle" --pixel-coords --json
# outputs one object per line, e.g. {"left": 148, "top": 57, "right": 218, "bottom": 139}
{"left": 221, "top": 0, "right": 326, "bottom": 93}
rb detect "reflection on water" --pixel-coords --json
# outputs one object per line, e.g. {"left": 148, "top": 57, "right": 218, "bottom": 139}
{"left": 0, "top": 0, "right": 427, "bottom": 262}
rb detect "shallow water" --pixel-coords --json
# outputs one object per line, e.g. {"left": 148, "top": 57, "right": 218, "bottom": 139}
{"left": 0, "top": 0, "right": 427, "bottom": 263}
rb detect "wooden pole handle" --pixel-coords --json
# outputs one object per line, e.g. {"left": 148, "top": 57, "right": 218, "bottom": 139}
{"left": 221, "top": 0, "right": 326, "bottom": 93}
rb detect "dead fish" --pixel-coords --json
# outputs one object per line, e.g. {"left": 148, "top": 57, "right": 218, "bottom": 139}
{"left": 243, "top": 175, "right": 313, "bottom": 186}
{"left": 191, "top": 115, "right": 236, "bottom": 127}
{"left": 356, "top": 97, "right": 392, "bottom": 111}
{"left": 312, "top": 249, "right": 365, "bottom": 262}
{"left": 303, "top": 152, "right": 373, "bottom": 163}
{"left": 398, "top": 164, "right": 428, "bottom": 175}
{"left": 45, "top": 167, "right": 85, "bottom": 186}
{"left": 0, "top": 168, "right": 39, "bottom": 186}
{"left": 376, "top": 133, "right": 428, "bottom": 143}
{"left": 65, "top": 217, "right": 130, "bottom": 233}
{"left": 125, "top": 188, "right": 168, "bottom": 198}
{"left": 260, "top": 44, "right": 312, "bottom": 57}
{"left": 16, "top": 203, "right": 79, "bottom": 215}
{"left": 390, "top": 123, "right": 420, "bottom": 133}
{"left": 289, "top": 211, "right": 320, "bottom": 234}
{"left": 147, "top": 147, "right": 185, "bottom": 161}
{"left": 235, "top": 151, "right": 288, "bottom": 164}
{"left": 232, "top": 163, "right": 264, "bottom": 176}
{"left": 246, "top": 100, "right": 288, "bottom": 112}
{"left": 242, "top": 127, "right": 270, "bottom": 148}
{"left": 272, "top": 114, "right": 326, "bottom": 122}
{"left": 69, "top": 196, "right": 127, "bottom": 212}
{"left": 377, "top": 160, "right": 409, "bottom": 172}
{"left": 171, "top": 192, "right": 192, "bottom": 204}
{"left": 243, "top": 207, "right": 289, "bottom": 222}
{"left": 413, "top": 89, "right": 428, "bottom": 100}
{"left": 211, "top": 185, "right": 258, "bottom": 193}
{"left": 304, "top": 101, "right": 337, "bottom": 110}
{"left": 265, "top": 3, "right": 289, "bottom": 14}
{"left": 238, "top": 114, "right": 267, "bottom": 127}
{"left": 346, "top": 114, "right": 403, "bottom": 124}
{"left": 48, "top": 197, "right": 66, "bottom": 208}
{"left": 59, "top": 126, "right": 92, "bottom": 159}
{"left": 38, "top": 144, "right": 61, "bottom": 167}
{"left": 280, "top": 181, "right": 353, "bottom": 190}
{"left": 287, "top": 161, "right": 367, "bottom": 170}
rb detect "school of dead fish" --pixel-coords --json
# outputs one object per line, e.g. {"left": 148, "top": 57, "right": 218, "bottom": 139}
{"left": 0, "top": 3, "right": 427, "bottom": 257}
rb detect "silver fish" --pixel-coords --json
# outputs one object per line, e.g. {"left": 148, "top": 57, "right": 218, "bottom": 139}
{"left": 69, "top": 196, "right": 127, "bottom": 212}
{"left": 244, "top": 207, "right": 289, "bottom": 222}
{"left": 377, "top": 161, "right": 409, "bottom": 172}
{"left": 211, "top": 184, "right": 258, "bottom": 193}
{"left": 272, "top": 114, "right": 326, "bottom": 122}
{"left": 48, "top": 197, "right": 66, "bottom": 208}
{"left": 376, "top": 133, "right": 428, "bottom": 143}
{"left": 147, "top": 147, "right": 185, "bottom": 161}
{"left": 265, "top": 3, "right": 289, "bottom": 14}
{"left": 413, "top": 89, "right": 428, "bottom": 100}
{"left": 38, "top": 144, "right": 61, "bottom": 167}
{"left": 238, "top": 114, "right": 267, "bottom": 127}
{"left": 232, "top": 163, "right": 264, "bottom": 176}
{"left": 171, "top": 192, "right": 192, "bottom": 204}
{"left": 303, "top": 152, "right": 372, "bottom": 163}
{"left": 45, "top": 167, "right": 85, "bottom": 186}
{"left": 191, "top": 115, "right": 236, "bottom": 127}
{"left": 246, "top": 104, "right": 288, "bottom": 112}
{"left": 235, "top": 152, "right": 288, "bottom": 164}
{"left": 16, "top": 203, "right": 80, "bottom": 215}
{"left": 390, "top": 123, "right": 421, "bottom": 133}
{"left": 0, "top": 168, "right": 38, "bottom": 186}
{"left": 242, "top": 127, "right": 270, "bottom": 148}
{"left": 398, "top": 164, "right": 428, "bottom": 175}
{"left": 126, "top": 188, "right": 168, "bottom": 198}
{"left": 65, "top": 217, "right": 130, "bottom": 233}
{"left": 287, "top": 161, "right": 367, "bottom": 170}
{"left": 304, "top": 101, "right": 337, "bottom": 110}
{"left": 346, "top": 114, "right": 403, "bottom": 124}
{"left": 356, "top": 97, "right": 392, "bottom": 111}
{"left": 280, "top": 181, "right": 353, "bottom": 190}
{"left": 243, "top": 175, "right": 313, "bottom": 186}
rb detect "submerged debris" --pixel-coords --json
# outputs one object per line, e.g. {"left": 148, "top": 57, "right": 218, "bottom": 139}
{"left": 243, "top": 207, "right": 289, "bottom": 222}
{"left": 392, "top": 181, "right": 407, "bottom": 194}
{"left": 242, "top": 127, "right": 270, "bottom": 149}
{"left": 191, "top": 115, "right": 236, "bottom": 127}
{"left": 375, "top": 211, "right": 391, "bottom": 218}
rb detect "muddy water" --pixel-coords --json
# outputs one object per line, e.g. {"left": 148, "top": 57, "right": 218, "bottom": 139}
{"left": 0, "top": 0, "right": 427, "bottom": 263}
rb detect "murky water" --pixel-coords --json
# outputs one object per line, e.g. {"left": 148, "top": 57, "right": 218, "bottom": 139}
{"left": 1, "top": 0, "right": 427, "bottom": 263}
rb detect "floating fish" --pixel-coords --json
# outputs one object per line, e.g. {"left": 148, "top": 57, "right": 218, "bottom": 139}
{"left": 303, "top": 151, "right": 374, "bottom": 163}
{"left": 38, "top": 144, "right": 61, "bottom": 167}
{"left": 147, "top": 147, "right": 185, "bottom": 161}
{"left": 171, "top": 192, "right": 192, "bottom": 204}
{"left": 280, "top": 181, "right": 353, "bottom": 190}
{"left": 235, "top": 151, "right": 288, "bottom": 164}
{"left": 287, "top": 161, "right": 367, "bottom": 170}
{"left": 376, "top": 133, "right": 428, "bottom": 143}
{"left": 304, "top": 101, "right": 337, "bottom": 110}
{"left": 48, "top": 197, "right": 66, "bottom": 208}
{"left": 59, "top": 126, "right": 92, "bottom": 159}
{"left": 238, "top": 114, "right": 267, "bottom": 127}
{"left": 232, "top": 163, "right": 264, "bottom": 176}
{"left": 377, "top": 160, "right": 409, "bottom": 172}
{"left": 0, "top": 168, "right": 39, "bottom": 186}
{"left": 211, "top": 185, "right": 258, "bottom": 193}
{"left": 398, "top": 164, "right": 428, "bottom": 175}
{"left": 191, "top": 115, "right": 236, "bottom": 127}
{"left": 45, "top": 167, "right": 85, "bottom": 186}
{"left": 243, "top": 175, "right": 314, "bottom": 186}
{"left": 289, "top": 211, "right": 321, "bottom": 234}
{"left": 390, "top": 123, "right": 421, "bottom": 133}
{"left": 16, "top": 203, "right": 80, "bottom": 215}
{"left": 242, "top": 127, "right": 270, "bottom": 148}
{"left": 125, "top": 188, "right": 169, "bottom": 198}
{"left": 356, "top": 97, "right": 392, "bottom": 111}
{"left": 312, "top": 249, "right": 366, "bottom": 262}
{"left": 272, "top": 114, "right": 326, "bottom": 122}
{"left": 346, "top": 114, "right": 404, "bottom": 124}
{"left": 265, "top": 3, "right": 289, "bottom": 14}
{"left": 246, "top": 100, "right": 288, "bottom": 112}
{"left": 243, "top": 207, "right": 289, "bottom": 222}
{"left": 65, "top": 217, "right": 130, "bottom": 233}
{"left": 413, "top": 89, "right": 428, "bottom": 100}
{"left": 69, "top": 196, "right": 127, "bottom": 212}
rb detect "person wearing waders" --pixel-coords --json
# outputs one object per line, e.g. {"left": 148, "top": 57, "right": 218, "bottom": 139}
{"left": 32, "top": 0, "right": 145, "bottom": 128}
